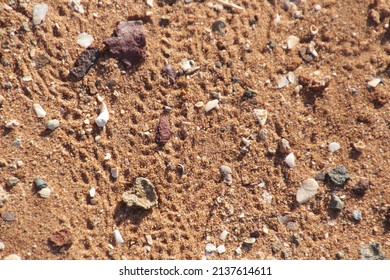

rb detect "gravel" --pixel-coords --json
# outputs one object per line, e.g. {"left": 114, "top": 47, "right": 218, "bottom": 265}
{"left": 329, "top": 194, "right": 344, "bottom": 211}
{"left": 326, "top": 165, "right": 350, "bottom": 187}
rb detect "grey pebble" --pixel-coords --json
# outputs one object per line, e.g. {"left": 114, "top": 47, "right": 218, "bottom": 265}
{"left": 6, "top": 177, "right": 20, "bottom": 188}
{"left": 259, "top": 128, "right": 268, "bottom": 141}
{"left": 326, "top": 165, "right": 350, "bottom": 187}
{"left": 352, "top": 210, "right": 362, "bottom": 221}
{"left": 291, "top": 234, "right": 301, "bottom": 246}
{"left": 34, "top": 178, "right": 48, "bottom": 190}
{"left": 336, "top": 251, "right": 344, "bottom": 260}
{"left": 46, "top": 119, "right": 60, "bottom": 130}
{"left": 329, "top": 194, "right": 344, "bottom": 211}
{"left": 3, "top": 212, "right": 16, "bottom": 222}
{"left": 315, "top": 172, "right": 326, "bottom": 181}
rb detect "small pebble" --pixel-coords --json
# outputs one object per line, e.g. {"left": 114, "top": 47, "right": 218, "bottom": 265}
{"left": 326, "top": 165, "right": 350, "bottom": 187}
{"left": 352, "top": 210, "right": 362, "bottom": 221}
{"left": 38, "top": 188, "right": 52, "bottom": 198}
{"left": 217, "top": 245, "right": 226, "bottom": 254}
{"left": 34, "top": 178, "right": 48, "bottom": 190}
{"left": 114, "top": 229, "right": 124, "bottom": 244}
{"left": 328, "top": 142, "right": 341, "bottom": 153}
{"left": 46, "top": 119, "right": 60, "bottom": 130}
{"left": 285, "top": 152, "right": 295, "bottom": 168}
{"left": 287, "top": 35, "right": 300, "bottom": 49}
{"left": 254, "top": 109, "right": 268, "bottom": 126}
{"left": 69, "top": 0, "right": 85, "bottom": 14}
{"left": 95, "top": 103, "right": 109, "bottom": 127}
{"left": 243, "top": 237, "right": 256, "bottom": 246}
{"left": 220, "top": 230, "right": 229, "bottom": 241}
{"left": 110, "top": 167, "right": 119, "bottom": 179}
{"left": 329, "top": 194, "right": 344, "bottom": 211}
{"left": 205, "top": 243, "right": 216, "bottom": 253}
{"left": 352, "top": 177, "right": 369, "bottom": 196}
{"left": 279, "top": 138, "right": 291, "bottom": 154}
{"left": 3, "top": 212, "right": 16, "bottom": 221}
{"left": 296, "top": 178, "right": 319, "bottom": 204}
{"left": 367, "top": 77, "right": 381, "bottom": 88}
{"left": 89, "top": 187, "right": 96, "bottom": 198}
{"left": 0, "top": 242, "right": 4, "bottom": 250}
{"left": 277, "top": 76, "right": 289, "bottom": 88}
{"left": 6, "top": 176, "right": 20, "bottom": 188}
{"left": 33, "top": 103, "right": 46, "bottom": 118}
{"left": 77, "top": 32, "right": 94, "bottom": 48}
{"left": 352, "top": 141, "right": 366, "bottom": 153}
{"left": 145, "top": 234, "right": 153, "bottom": 246}
{"left": 205, "top": 99, "right": 219, "bottom": 113}
{"left": 259, "top": 128, "right": 268, "bottom": 141}
{"left": 220, "top": 165, "right": 232, "bottom": 185}
{"left": 336, "top": 252, "right": 344, "bottom": 260}
{"left": 32, "top": 3, "right": 48, "bottom": 25}
{"left": 5, "top": 119, "right": 20, "bottom": 128}
{"left": 3, "top": 254, "right": 21, "bottom": 260}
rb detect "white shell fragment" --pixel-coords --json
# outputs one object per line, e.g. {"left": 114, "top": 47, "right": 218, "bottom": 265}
{"left": 114, "top": 229, "right": 124, "bottom": 244}
{"left": 277, "top": 76, "right": 289, "bottom": 88}
{"left": 69, "top": 0, "right": 85, "bottom": 14}
{"left": 217, "top": 245, "right": 226, "bottom": 254}
{"left": 110, "top": 167, "right": 119, "bottom": 179}
{"left": 205, "top": 243, "right": 216, "bottom": 253}
{"left": 89, "top": 187, "right": 96, "bottom": 198}
{"left": 180, "top": 58, "right": 193, "bottom": 72}
{"left": 254, "top": 109, "right": 268, "bottom": 126}
{"left": 287, "top": 71, "right": 298, "bottom": 84}
{"left": 33, "top": 103, "right": 46, "bottom": 118}
{"left": 287, "top": 35, "right": 300, "bottom": 49}
{"left": 296, "top": 178, "right": 319, "bottom": 204}
{"left": 205, "top": 99, "right": 219, "bottom": 113}
{"left": 38, "top": 188, "right": 52, "bottom": 198}
{"left": 95, "top": 103, "right": 109, "bottom": 127}
{"left": 220, "top": 230, "right": 229, "bottom": 241}
{"left": 328, "top": 142, "right": 341, "bottom": 153}
{"left": 220, "top": 165, "right": 232, "bottom": 185}
{"left": 32, "top": 3, "right": 49, "bottom": 25}
{"left": 367, "top": 78, "right": 381, "bottom": 88}
{"left": 77, "top": 32, "right": 94, "bottom": 48}
{"left": 285, "top": 152, "right": 295, "bottom": 168}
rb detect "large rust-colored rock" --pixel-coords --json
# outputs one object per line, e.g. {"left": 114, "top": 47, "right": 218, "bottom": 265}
{"left": 104, "top": 20, "right": 146, "bottom": 68}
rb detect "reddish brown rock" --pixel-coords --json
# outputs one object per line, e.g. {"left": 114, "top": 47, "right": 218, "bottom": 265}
{"left": 49, "top": 229, "right": 72, "bottom": 250}
{"left": 104, "top": 20, "right": 146, "bottom": 68}
{"left": 156, "top": 115, "right": 171, "bottom": 145}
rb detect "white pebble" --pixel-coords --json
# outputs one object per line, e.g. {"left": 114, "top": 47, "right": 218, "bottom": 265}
{"left": 89, "top": 187, "right": 96, "bottom": 198}
{"left": 104, "top": 153, "right": 112, "bottom": 160}
{"left": 205, "top": 243, "right": 216, "bottom": 253}
{"left": 146, "top": 0, "right": 154, "bottom": 7}
{"left": 46, "top": 119, "right": 60, "bottom": 130}
{"left": 296, "top": 178, "right": 319, "bottom": 204}
{"left": 5, "top": 119, "right": 19, "bottom": 128}
{"left": 328, "top": 142, "right": 341, "bottom": 153}
{"left": 22, "top": 76, "right": 32, "bottom": 82}
{"left": 38, "top": 188, "right": 52, "bottom": 198}
{"left": 114, "top": 229, "right": 124, "bottom": 244}
{"left": 285, "top": 152, "right": 295, "bottom": 168}
{"left": 95, "top": 102, "right": 109, "bottom": 127}
{"left": 287, "top": 71, "right": 298, "bottom": 84}
{"left": 32, "top": 3, "right": 49, "bottom": 25}
{"left": 145, "top": 234, "right": 153, "bottom": 246}
{"left": 277, "top": 76, "right": 289, "bottom": 88}
{"left": 77, "top": 32, "right": 94, "bottom": 48}
{"left": 205, "top": 99, "right": 219, "bottom": 113}
{"left": 3, "top": 254, "right": 21, "bottom": 260}
{"left": 33, "top": 103, "right": 47, "bottom": 118}
{"left": 313, "top": 4, "right": 321, "bottom": 12}
{"left": 219, "top": 230, "right": 229, "bottom": 241}
{"left": 69, "top": 0, "right": 85, "bottom": 14}
{"left": 254, "top": 109, "right": 268, "bottom": 126}
{"left": 367, "top": 78, "right": 381, "bottom": 88}
{"left": 0, "top": 242, "right": 4, "bottom": 250}
{"left": 287, "top": 35, "right": 300, "bottom": 49}
{"left": 217, "top": 245, "right": 226, "bottom": 254}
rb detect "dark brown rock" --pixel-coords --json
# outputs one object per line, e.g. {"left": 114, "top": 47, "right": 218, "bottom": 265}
{"left": 103, "top": 20, "right": 146, "bottom": 68}
{"left": 156, "top": 115, "right": 171, "bottom": 145}
{"left": 69, "top": 47, "right": 101, "bottom": 82}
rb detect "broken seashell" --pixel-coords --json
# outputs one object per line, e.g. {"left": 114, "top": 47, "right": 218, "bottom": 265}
{"left": 310, "top": 25, "right": 319, "bottom": 35}
{"left": 77, "top": 32, "right": 94, "bottom": 48}
{"left": 277, "top": 76, "right": 289, "bottom": 88}
{"left": 285, "top": 152, "right": 295, "bottom": 168}
{"left": 89, "top": 187, "right": 96, "bottom": 198}
{"left": 296, "top": 178, "right": 319, "bottom": 204}
{"left": 95, "top": 102, "right": 109, "bottom": 127}
{"left": 328, "top": 142, "right": 341, "bottom": 153}
{"left": 38, "top": 188, "right": 52, "bottom": 198}
{"left": 254, "top": 109, "right": 268, "bottom": 126}
{"left": 33, "top": 103, "right": 46, "bottom": 118}
{"left": 367, "top": 77, "right": 381, "bottom": 88}
{"left": 114, "top": 229, "right": 124, "bottom": 244}
{"left": 287, "top": 35, "right": 300, "bottom": 49}
{"left": 205, "top": 99, "right": 219, "bottom": 113}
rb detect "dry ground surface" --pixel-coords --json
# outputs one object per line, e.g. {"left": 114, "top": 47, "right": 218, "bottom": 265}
{"left": 0, "top": 0, "right": 389, "bottom": 260}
